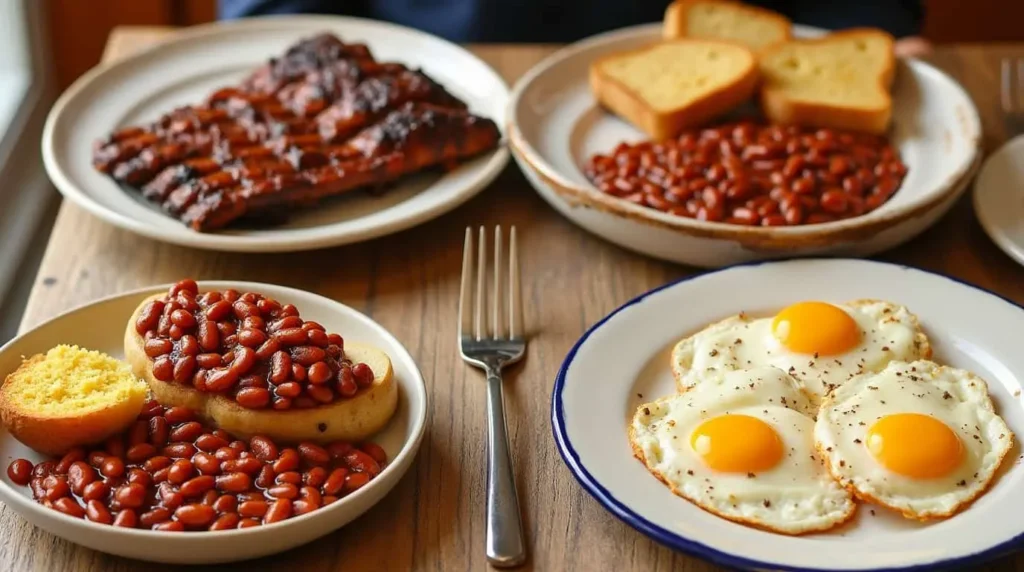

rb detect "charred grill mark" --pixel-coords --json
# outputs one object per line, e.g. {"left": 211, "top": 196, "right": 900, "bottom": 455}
{"left": 316, "top": 68, "right": 467, "bottom": 142}
{"left": 241, "top": 34, "right": 375, "bottom": 95}
{"left": 180, "top": 103, "right": 499, "bottom": 230}
{"left": 92, "top": 33, "right": 499, "bottom": 231}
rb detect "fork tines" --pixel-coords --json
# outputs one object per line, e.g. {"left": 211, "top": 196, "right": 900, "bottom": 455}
{"left": 459, "top": 226, "right": 524, "bottom": 342}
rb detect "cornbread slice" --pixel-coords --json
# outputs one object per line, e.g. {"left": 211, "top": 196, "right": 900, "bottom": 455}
{"left": 591, "top": 40, "right": 758, "bottom": 140}
{"left": 0, "top": 345, "right": 147, "bottom": 455}
{"left": 758, "top": 29, "right": 896, "bottom": 134}
{"left": 663, "top": 0, "right": 791, "bottom": 52}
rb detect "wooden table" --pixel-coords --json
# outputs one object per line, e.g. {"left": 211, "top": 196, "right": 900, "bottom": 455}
{"left": 5, "top": 27, "right": 1024, "bottom": 572}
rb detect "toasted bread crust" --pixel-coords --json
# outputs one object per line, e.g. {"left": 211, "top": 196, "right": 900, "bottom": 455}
{"left": 590, "top": 40, "right": 759, "bottom": 140}
{"left": 124, "top": 294, "right": 398, "bottom": 443}
{"left": 758, "top": 29, "right": 896, "bottom": 134}
{"left": 0, "top": 354, "right": 146, "bottom": 456}
{"left": 663, "top": 0, "right": 792, "bottom": 51}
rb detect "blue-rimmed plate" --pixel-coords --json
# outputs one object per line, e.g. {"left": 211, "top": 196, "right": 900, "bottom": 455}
{"left": 552, "top": 259, "right": 1024, "bottom": 571}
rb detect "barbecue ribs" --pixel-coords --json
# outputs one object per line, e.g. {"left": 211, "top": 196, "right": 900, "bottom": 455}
{"left": 92, "top": 33, "right": 501, "bottom": 232}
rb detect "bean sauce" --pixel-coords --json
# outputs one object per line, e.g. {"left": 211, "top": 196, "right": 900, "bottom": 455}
{"left": 7, "top": 400, "right": 385, "bottom": 531}
{"left": 136, "top": 280, "right": 375, "bottom": 410}
{"left": 584, "top": 121, "right": 908, "bottom": 226}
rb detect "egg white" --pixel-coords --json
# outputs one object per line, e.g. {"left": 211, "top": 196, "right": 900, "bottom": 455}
{"left": 630, "top": 367, "right": 855, "bottom": 534}
{"left": 671, "top": 300, "right": 931, "bottom": 407}
{"left": 814, "top": 360, "right": 1014, "bottom": 520}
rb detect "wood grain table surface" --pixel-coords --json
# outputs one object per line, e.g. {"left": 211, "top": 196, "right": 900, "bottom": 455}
{"left": 5, "top": 26, "right": 1024, "bottom": 572}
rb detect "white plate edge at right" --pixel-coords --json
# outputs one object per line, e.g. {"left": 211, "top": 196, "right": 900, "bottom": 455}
{"left": 974, "top": 135, "right": 1024, "bottom": 266}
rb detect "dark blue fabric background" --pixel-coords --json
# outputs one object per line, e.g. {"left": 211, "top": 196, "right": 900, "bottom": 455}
{"left": 218, "top": 0, "right": 924, "bottom": 43}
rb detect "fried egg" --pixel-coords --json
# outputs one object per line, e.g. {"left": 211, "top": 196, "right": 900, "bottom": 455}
{"left": 672, "top": 300, "right": 931, "bottom": 406}
{"left": 814, "top": 360, "right": 1014, "bottom": 520}
{"left": 630, "top": 366, "right": 855, "bottom": 534}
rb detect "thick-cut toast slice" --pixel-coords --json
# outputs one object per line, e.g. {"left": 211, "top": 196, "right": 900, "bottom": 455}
{"left": 124, "top": 294, "right": 398, "bottom": 444}
{"left": 590, "top": 40, "right": 759, "bottom": 140}
{"left": 758, "top": 29, "right": 896, "bottom": 134}
{"left": 663, "top": 0, "right": 791, "bottom": 52}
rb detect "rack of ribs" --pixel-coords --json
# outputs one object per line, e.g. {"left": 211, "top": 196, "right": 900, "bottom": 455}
{"left": 91, "top": 33, "right": 501, "bottom": 232}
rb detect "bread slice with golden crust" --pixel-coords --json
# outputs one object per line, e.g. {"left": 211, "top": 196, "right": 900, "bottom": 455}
{"left": 124, "top": 294, "right": 398, "bottom": 443}
{"left": 0, "top": 345, "right": 148, "bottom": 455}
{"left": 663, "top": 0, "right": 791, "bottom": 52}
{"left": 758, "top": 29, "right": 896, "bottom": 134}
{"left": 590, "top": 39, "right": 759, "bottom": 140}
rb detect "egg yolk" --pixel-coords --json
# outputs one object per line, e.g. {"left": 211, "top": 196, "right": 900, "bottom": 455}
{"left": 690, "top": 414, "right": 783, "bottom": 473}
{"left": 771, "top": 301, "right": 861, "bottom": 356}
{"left": 866, "top": 413, "right": 964, "bottom": 479}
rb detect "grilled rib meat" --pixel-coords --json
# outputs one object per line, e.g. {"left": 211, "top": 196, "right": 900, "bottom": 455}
{"left": 178, "top": 103, "right": 500, "bottom": 230}
{"left": 241, "top": 33, "right": 375, "bottom": 95}
{"left": 316, "top": 67, "right": 465, "bottom": 142}
{"left": 132, "top": 66, "right": 467, "bottom": 198}
{"left": 91, "top": 33, "right": 501, "bottom": 232}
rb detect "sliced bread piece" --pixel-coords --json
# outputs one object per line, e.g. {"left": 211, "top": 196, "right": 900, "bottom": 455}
{"left": 590, "top": 40, "right": 759, "bottom": 140}
{"left": 758, "top": 29, "right": 896, "bottom": 134}
{"left": 124, "top": 294, "right": 398, "bottom": 444}
{"left": 663, "top": 0, "right": 791, "bottom": 52}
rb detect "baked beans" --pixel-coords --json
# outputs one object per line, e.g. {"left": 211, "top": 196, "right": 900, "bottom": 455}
{"left": 7, "top": 400, "right": 386, "bottom": 531}
{"left": 583, "top": 121, "right": 908, "bottom": 226}
{"left": 136, "top": 280, "right": 373, "bottom": 410}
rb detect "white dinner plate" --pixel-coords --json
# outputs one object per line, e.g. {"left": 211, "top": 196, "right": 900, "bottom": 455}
{"left": 974, "top": 134, "right": 1024, "bottom": 267}
{"left": 42, "top": 16, "right": 509, "bottom": 252}
{"left": 0, "top": 282, "right": 427, "bottom": 564}
{"left": 510, "top": 24, "right": 981, "bottom": 267}
{"left": 553, "top": 259, "right": 1024, "bottom": 570}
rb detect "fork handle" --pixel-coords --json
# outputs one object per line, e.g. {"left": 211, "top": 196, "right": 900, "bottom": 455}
{"left": 485, "top": 368, "right": 526, "bottom": 567}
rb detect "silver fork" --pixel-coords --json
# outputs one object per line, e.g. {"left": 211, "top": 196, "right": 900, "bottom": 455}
{"left": 458, "top": 226, "right": 527, "bottom": 568}
{"left": 1001, "top": 58, "right": 1024, "bottom": 136}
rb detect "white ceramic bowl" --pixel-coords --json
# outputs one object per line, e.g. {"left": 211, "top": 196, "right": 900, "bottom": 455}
{"left": 0, "top": 282, "right": 426, "bottom": 564}
{"left": 42, "top": 16, "right": 509, "bottom": 252}
{"left": 510, "top": 24, "right": 982, "bottom": 267}
{"left": 553, "top": 259, "right": 1024, "bottom": 570}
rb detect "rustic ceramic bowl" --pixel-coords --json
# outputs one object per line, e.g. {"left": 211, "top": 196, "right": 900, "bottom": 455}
{"left": 0, "top": 282, "right": 427, "bottom": 563}
{"left": 508, "top": 24, "right": 982, "bottom": 267}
